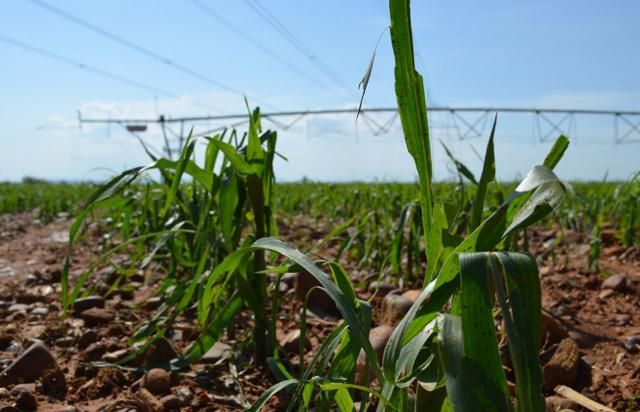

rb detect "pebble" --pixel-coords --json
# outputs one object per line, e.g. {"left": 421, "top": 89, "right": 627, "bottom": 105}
{"left": 543, "top": 338, "right": 580, "bottom": 391}
{"left": 401, "top": 289, "right": 422, "bottom": 303}
{"left": 293, "top": 272, "right": 340, "bottom": 317}
{"left": 142, "top": 368, "right": 171, "bottom": 395}
{"left": 31, "top": 307, "right": 49, "bottom": 317}
{"left": 601, "top": 273, "right": 626, "bottom": 291}
{"left": 10, "top": 383, "right": 36, "bottom": 396}
{"left": 138, "top": 337, "right": 178, "bottom": 367}
{"left": 72, "top": 296, "right": 105, "bottom": 312}
{"left": 355, "top": 325, "right": 395, "bottom": 384}
{"left": 143, "top": 297, "right": 162, "bottom": 310}
{"left": 79, "top": 307, "right": 114, "bottom": 326}
{"left": 82, "top": 342, "right": 106, "bottom": 361}
{"left": 78, "top": 330, "right": 99, "bottom": 349}
{"left": 98, "top": 266, "right": 118, "bottom": 283}
{"left": 200, "top": 342, "right": 232, "bottom": 364}
{"left": 598, "top": 289, "right": 615, "bottom": 300}
{"left": 278, "top": 329, "right": 309, "bottom": 353}
{"left": 55, "top": 337, "right": 75, "bottom": 348}
{"left": 15, "top": 391, "right": 37, "bottom": 411}
{"left": 23, "top": 325, "right": 47, "bottom": 341}
{"left": 545, "top": 395, "right": 577, "bottom": 411}
{"left": 0, "top": 342, "right": 56, "bottom": 384}
{"left": 102, "top": 348, "right": 130, "bottom": 363}
{"left": 368, "top": 281, "right": 395, "bottom": 295}
{"left": 8, "top": 304, "right": 29, "bottom": 313}
{"left": 381, "top": 294, "right": 412, "bottom": 325}
{"left": 624, "top": 335, "right": 640, "bottom": 353}
{"left": 541, "top": 312, "right": 568, "bottom": 346}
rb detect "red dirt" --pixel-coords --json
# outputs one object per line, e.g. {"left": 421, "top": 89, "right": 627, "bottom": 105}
{"left": 0, "top": 212, "right": 638, "bottom": 411}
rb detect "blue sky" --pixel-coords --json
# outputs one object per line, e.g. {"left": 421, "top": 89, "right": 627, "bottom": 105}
{"left": 1, "top": 1, "right": 639, "bottom": 182}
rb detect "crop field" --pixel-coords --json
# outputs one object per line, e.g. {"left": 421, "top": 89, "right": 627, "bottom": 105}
{"left": 1, "top": 1, "right": 639, "bottom": 412}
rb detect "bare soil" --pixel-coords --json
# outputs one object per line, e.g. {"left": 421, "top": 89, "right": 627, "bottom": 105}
{"left": 0, "top": 212, "right": 638, "bottom": 411}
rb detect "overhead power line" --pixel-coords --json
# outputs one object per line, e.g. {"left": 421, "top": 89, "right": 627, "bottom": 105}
{"left": 0, "top": 33, "right": 218, "bottom": 113}
{"left": 242, "top": 0, "right": 358, "bottom": 100}
{"left": 26, "top": 0, "right": 278, "bottom": 111}
{"left": 188, "top": 0, "right": 355, "bottom": 103}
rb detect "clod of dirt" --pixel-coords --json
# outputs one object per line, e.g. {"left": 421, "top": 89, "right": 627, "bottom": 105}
{"left": 72, "top": 296, "right": 105, "bottom": 312}
{"left": 40, "top": 367, "right": 67, "bottom": 398}
{"left": 278, "top": 329, "right": 310, "bottom": 353}
{"left": 568, "top": 330, "right": 600, "bottom": 349}
{"left": 78, "top": 367, "right": 127, "bottom": 400}
{"left": 137, "top": 388, "right": 165, "bottom": 411}
{"left": 200, "top": 342, "right": 232, "bottom": 364}
{"left": 294, "top": 272, "right": 340, "bottom": 317}
{"left": 541, "top": 312, "right": 569, "bottom": 346}
{"left": 381, "top": 294, "right": 412, "bottom": 325}
{"left": 105, "top": 323, "right": 127, "bottom": 338}
{"left": 601, "top": 273, "right": 627, "bottom": 291}
{"left": 174, "top": 386, "right": 194, "bottom": 405}
{"left": 79, "top": 307, "right": 114, "bottom": 326}
{"left": 160, "top": 394, "right": 180, "bottom": 410}
{"left": 142, "top": 368, "right": 171, "bottom": 395}
{"left": 543, "top": 338, "right": 580, "bottom": 391}
{"left": 14, "top": 390, "right": 37, "bottom": 411}
{"left": 0, "top": 342, "right": 56, "bottom": 385}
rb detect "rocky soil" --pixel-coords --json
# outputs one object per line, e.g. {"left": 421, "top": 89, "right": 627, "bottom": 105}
{"left": 0, "top": 212, "right": 638, "bottom": 411}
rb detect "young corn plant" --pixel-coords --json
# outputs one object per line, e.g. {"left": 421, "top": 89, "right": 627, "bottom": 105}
{"left": 249, "top": 0, "right": 570, "bottom": 410}
{"left": 61, "top": 107, "right": 280, "bottom": 362}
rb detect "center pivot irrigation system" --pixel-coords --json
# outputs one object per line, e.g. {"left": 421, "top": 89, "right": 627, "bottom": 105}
{"left": 78, "top": 106, "right": 640, "bottom": 158}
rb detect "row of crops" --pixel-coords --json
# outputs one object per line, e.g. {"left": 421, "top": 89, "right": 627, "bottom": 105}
{"left": 0, "top": 1, "right": 637, "bottom": 410}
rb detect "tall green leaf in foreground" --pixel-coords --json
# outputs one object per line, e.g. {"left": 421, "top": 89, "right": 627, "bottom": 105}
{"left": 251, "top": 0, "right": 571, "bottom": 409}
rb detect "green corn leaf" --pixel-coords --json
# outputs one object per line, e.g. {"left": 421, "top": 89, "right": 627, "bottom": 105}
{"left": 470, "top": 115, "right": 497, "bottom": 230}
{"left": 390, "top": 0, "right": 434, "bottom": 238}
{"left": 160, "top": 137, "right": 195, "bottom": 218}
{"left": 489, "top": 253, "right": 544, "bottom": 412}
{"left": 184, "top": 293, "right": 244, "bottom": 363}
{"left": 247, "top": 378, "right": 299, "bottom": 412}
{"left": 441, "top": 141, "right": 478, "bottom": 185}
{"left": 542, "top": 135, "right": 569, "bottom": 169}
{"left": 252, "top": 237, "right": 383, "bottom": 382}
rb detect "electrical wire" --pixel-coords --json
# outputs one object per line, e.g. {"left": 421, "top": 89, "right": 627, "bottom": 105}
{"left": 0, "top": 33, "right": 220, "bottom": 113}
{"left": 188, "top": 0, "right": 355, "bottom": 103}
{"left": 26, "top": 0, "right": 279, "bottom": 111}
{"left": 242, "top": 0, "right": 359, "bottom": 100}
